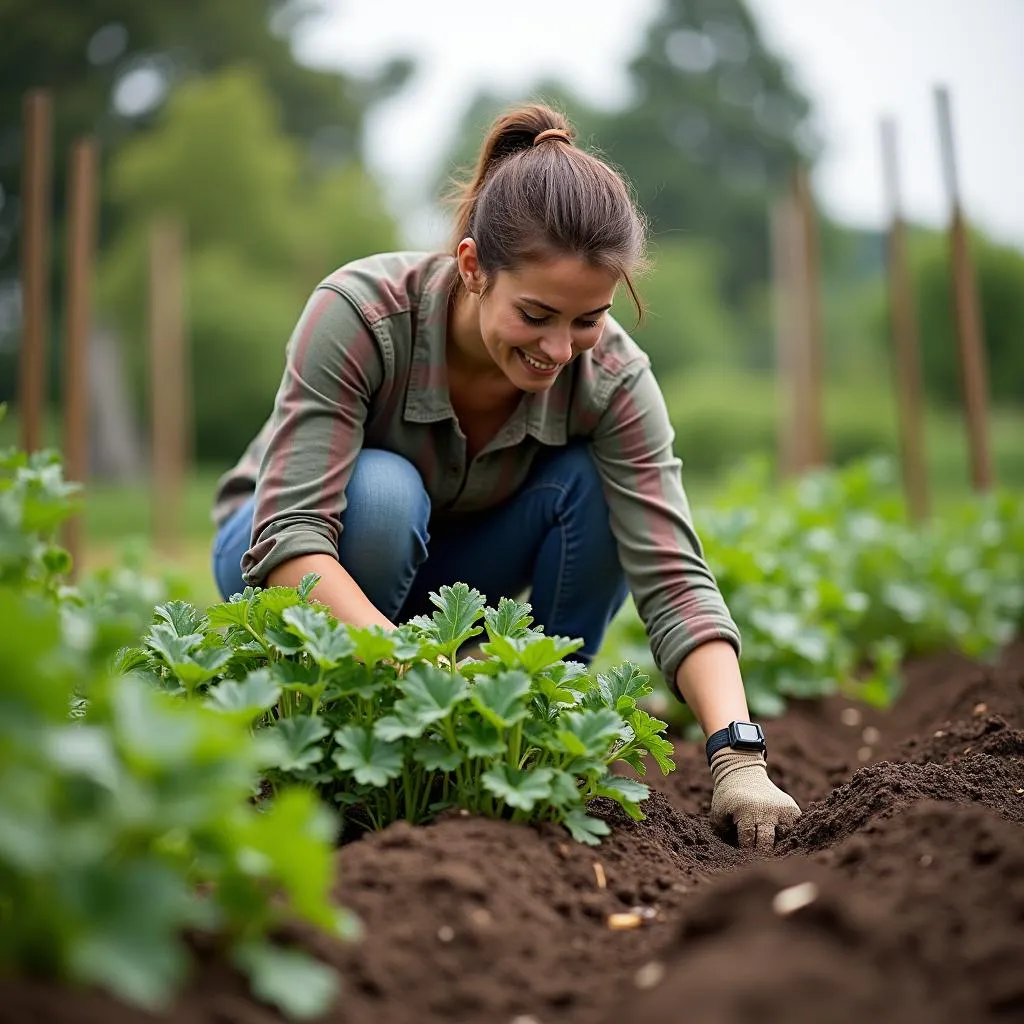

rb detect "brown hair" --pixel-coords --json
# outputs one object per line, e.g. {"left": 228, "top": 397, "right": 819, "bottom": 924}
{"left": 448, "top": 103, "right": 647, "bottom": 318}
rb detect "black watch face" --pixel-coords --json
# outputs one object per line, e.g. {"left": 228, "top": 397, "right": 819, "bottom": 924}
{"left": 733, "top": 722, "right": 762, "bottom": 743}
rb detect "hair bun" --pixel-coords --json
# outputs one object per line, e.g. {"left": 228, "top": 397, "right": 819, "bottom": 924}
{"left": 533, "top": 128, "right": 573, "bottom": 147}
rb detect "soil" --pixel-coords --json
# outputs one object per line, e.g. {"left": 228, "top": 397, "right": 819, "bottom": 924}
{"left": 4, "top": 639, "right": 1023, "bottom": 1024}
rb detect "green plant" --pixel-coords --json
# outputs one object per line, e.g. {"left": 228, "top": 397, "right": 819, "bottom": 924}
{"left": 599, "top": 456, "right": 1024, "bottom": 730}
{"left": 123, "top": 582, "right": 676, "bottom": 846}
{"left": 0, "top": 418, "right": 355, "bottom": 1019}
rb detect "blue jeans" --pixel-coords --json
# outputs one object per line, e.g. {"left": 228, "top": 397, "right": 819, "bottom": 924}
{"left": 211, "top": 444, "right": 628, "bottom": 663}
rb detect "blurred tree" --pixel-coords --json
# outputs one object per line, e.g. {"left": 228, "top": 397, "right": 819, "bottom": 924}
{"left": 96, "top": 68, "right": 399, "bottom": 463}
{"left": 593, "top": 0, "right": 818, "bottom": 301}
{"left": 0, "top": 0, "right": 413, "bottom": 394}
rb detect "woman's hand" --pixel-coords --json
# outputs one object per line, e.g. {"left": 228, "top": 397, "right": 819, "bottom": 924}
{"left": 708, "top": 749, "right": 801, "bottom": 851}
{"left": 674, "top": 641, "right": 801, "bottom": 849}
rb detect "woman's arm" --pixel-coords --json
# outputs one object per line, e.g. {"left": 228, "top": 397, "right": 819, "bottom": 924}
{"left": 673, "top": 639, "right": 750, "bottom": 737}
{"left": 267, "top": 554, "right": 397, "bottom": 631}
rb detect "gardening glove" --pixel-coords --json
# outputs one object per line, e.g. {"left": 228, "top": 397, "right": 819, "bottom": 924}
{"left": 709, "top": 749, "right": 801, "bottom": 852}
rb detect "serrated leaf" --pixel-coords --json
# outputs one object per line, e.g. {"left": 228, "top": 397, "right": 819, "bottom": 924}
{"left": 346, "top": 625, "right": 397, "bottom": 668}
{"left": 514, "top": 634, "right": 586, "bottom": 675}
{"left": 263, "top": 627, "right": 305, "bottom": 656}
{"left": 145, "top": 623, "right": 202, "bottom": 664}
{"left": 324, "top": 662, "right": 386, "bottom": 702}
{"left": 481, "top": 765, "right": 554, "bottom": 811}
{"left": 332, "top": 725, "right": 403, "bottom": 787}
{"left": 555, "top": 708, "right": 623, "bottom": 758}
{"left": 470, "top": 670, "right": 531, "bottom": 728}
{"left": 595, "top": 775, "right": 650, "bottom": 821}
{"left": 546, "top": 769, "right": 583, "bottom": 808}
{"left": 484, "top": 597, "right": 534, "bottom": 639}
{"left": 455, "top": 717, "right": 505, "bottom": 757}
{"left": 266, "top": 716, "right": 328, "bottom": 772}
{"left": 112, "top": 646, "right": 154, "bottom": 675}
{"left": 563, "top": 808, "right": 611, "bottom": 846}
{"left": 422, "top": 583, "right": 485, "bottom": 651}
{"left": 234, "top": 942, "right": 339, "bottom": 1021}
{"left": 206, "top": 671, "right": 281, "bottom": 718}
{"left": 625, "top": 709, "right": 676, "bottom": 774}
{"left": 412, "top": 740, "right": 463, "bottom": 772}
{"left": 297, "top": 572, "right": 321, "bottom": 601}
{"left": 206, "top": 597, "right": 252, "bottom": 630}
{"left": 281, "top": 606, "right": 354, "bottom": 668}
{"left": 596, "top": 662, "right": 652, "bottom": 713}
{"left": 479, "top": 633, "right": 521, "bottom": 669}
{"left": 155, "top": 600, "right": 208, "bottom": 638}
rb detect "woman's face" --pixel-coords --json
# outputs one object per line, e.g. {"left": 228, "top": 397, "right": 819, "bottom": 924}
{"left": 459, "top": 246, "right": 620, "bottom": 393}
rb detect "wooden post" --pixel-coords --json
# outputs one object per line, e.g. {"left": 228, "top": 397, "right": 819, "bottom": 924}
{"left": 149, "top": 217, "right": 188, "bottom": 556}
{"left": 792, "top": 167, "right": 827, "bottom": 467}
{"left": 61, "top": 138, "right": 100, "bottom": 576}
{"left": 770, "top": 192, "right": 814, "bottom": 476}
{"left": 934, "top": 85, "right": 993, "bottom": 491}
{"left": 17, "top": 90, "right": 53, "bottom": 453}
{"left": 880, "top": 118, "right": 929, "bottom": 521}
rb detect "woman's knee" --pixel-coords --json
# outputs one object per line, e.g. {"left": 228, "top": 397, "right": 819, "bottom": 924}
{"left": 339, "top": 449, "right": 431, "bottom": 572}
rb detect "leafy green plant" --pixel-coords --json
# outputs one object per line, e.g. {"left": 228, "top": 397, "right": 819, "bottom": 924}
{"left": 123, "top": 582, "right": 676, "bottom": 845}
{"left": 0, "top": 421, "right": 355, "bottom": 1020}
{"left": 600, "top": 456, "right": 1024, "bottom": 730}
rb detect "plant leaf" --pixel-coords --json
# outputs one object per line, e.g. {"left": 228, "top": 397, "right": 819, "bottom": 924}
{"left": 555, "top": 708, "right": 623, "bottom": 757}
{"left": 481, "top": 765, "right": 555, "bottom": 811}
{"left": 470, "top": 670, "right": 531, "bottom": 728}
{"left": 596, "top": 662, "right": 652, "bottom": 713}
{"left": 206, "top": 671, "right": 281, "bottom": 718}
{"left": 412, "top": 740, "right": 463, "bottom": 772}
{"left": 456, "top": 717, "right": 505, "bottom": 758}
{"left": 594, "top": 774, "right": 650, "bottom": 821}
{"left": 233, "top": 942, "right": 339, "bottom": 1021}
{"left": 265, "top": 716, "right": 328, "bottom": 772}
{"left": 346, "top": 625, "right": 397, "bottom": 668}
{"left": 332, "top": 725, "right": 403, "bottom": 787}
{"left": 563, "top": 808, "right": 611, "bottom": 846}
{"left": 422, "top": 583, "right": 486, "bottom": 652}
{"left": 155, "top": 600, "right": 208, "bottom": 638}
{"left": 281, "top": 606, "right": 354, "bottom": 668}
{"left": 484, "top": 597, "right": 534, "bottom": 639}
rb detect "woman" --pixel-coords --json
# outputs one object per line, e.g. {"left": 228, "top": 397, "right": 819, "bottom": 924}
{"left": 211, "top": 104, "right": 800, "bottom": 850}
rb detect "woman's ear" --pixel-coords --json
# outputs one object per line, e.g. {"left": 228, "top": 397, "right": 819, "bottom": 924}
{"left": 456, "top": 238, "right": 485, "bottom": 294}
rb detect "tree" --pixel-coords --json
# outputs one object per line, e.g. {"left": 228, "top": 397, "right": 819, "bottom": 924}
{"left": 0, "top": 0, "right": 413, "bottom": 388}
{"left": 96, "top": 69, "right": 400, "bottom": 463}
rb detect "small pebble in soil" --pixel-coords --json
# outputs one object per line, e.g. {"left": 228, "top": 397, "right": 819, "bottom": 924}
{"left": 510, "top": 1016, "right": 542, "bottom": 1024}
{"left": 857, "top": 746, "right": 873, "bottom": 762}
{"left": 607, "top": 912, "right": 644, "bottom": 930}
{"left": 469, "top": 908, "right": 492, "bottom": 929}
{"left": 973, "top": 702, "right": 988, "bottom": 715}
{"left": 593, "top": 862, "right": 607, "bottom": 889}
{"left": 920, "top": 854, "right": 933, "bottom": 867}
{"left": 629, "top": 905, "right": 660, "bottom": 920}
{"left": 437, "top": 926, "right": 455, "bottom": 942}
{"left": 862, "top": 726, "right": 882, "bottom": 745}
{"left": 934, "top": 730, "right": 946, "bottom": 738}
{"left": 840, "top": 707, "right": 863, "bottom": 727}
{"left": 772, "top": 881, "right": 819, "bottom": 916}
{"left": 634, "top": 962, "right": 666, "bottom": 990}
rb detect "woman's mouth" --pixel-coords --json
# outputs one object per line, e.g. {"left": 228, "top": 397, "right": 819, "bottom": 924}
{"left": 517, "top": 350, "right": 561, "bottom": 376}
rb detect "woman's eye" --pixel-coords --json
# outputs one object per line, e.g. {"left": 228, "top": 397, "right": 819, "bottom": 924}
{"left": 518, "top": 309, "right": 548, "bottom": 326}
{"left": 576, "top": 318, "right": 601, "bottom": 329}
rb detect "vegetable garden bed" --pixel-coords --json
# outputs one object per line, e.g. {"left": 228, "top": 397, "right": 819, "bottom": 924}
{"left": 5, "top": 637, "right": 1022, "bottom": 1024}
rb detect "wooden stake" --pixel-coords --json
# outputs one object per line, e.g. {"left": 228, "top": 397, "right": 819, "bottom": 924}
{"left": 61, "top": 138, "right": 99, "bottom": 576}
{"left": 17, "top": 90, "right": 53, "bottom": 453}
{"left": 149, "top": 217, "right": 188, "bottom": 556}
{"left": 880, "top": 118, "right": 929, "bottom": 521}
{"left": 934, "top": 85, "right": 993, "bottom": 491}
{"left": 792, "top": 167, "right": 827, "bottom": 467}
{"left": 770, "top": 192, "right": 815, "bottom": 475}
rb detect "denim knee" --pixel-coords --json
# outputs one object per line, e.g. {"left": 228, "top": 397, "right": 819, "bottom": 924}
{"left": 338, "top": 449, "right": 431, "bottom": 619}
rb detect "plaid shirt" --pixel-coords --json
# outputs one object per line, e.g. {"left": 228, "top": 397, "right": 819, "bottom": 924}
{"left": 213, "top": 251, "right": 740, "bottom": 683}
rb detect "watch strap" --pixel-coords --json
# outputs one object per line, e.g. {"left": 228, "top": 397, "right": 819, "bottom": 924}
{"left": 705, "top": 721, "right": 767, "bottom": 766}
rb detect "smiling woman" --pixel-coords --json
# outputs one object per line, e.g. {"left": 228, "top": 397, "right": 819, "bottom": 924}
{"left": 209, "top": 102, "right": 801, "bottom": 850}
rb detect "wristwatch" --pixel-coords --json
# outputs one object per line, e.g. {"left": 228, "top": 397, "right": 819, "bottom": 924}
{"left": 705, "top": 721, "right": 767, "bottom": 766}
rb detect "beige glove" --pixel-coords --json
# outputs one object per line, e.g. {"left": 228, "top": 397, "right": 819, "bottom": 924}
{"left": 709, "top": 749, "right": 801, "bottom": 852}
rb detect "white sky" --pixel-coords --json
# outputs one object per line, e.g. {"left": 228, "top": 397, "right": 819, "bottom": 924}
{"left": 295, "top": 0, "right": 1024, "bottom": 250}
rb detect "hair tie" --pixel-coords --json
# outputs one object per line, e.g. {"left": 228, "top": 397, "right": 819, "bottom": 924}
{"left": 533, "top": 128, "right": 572, "bottom": 147}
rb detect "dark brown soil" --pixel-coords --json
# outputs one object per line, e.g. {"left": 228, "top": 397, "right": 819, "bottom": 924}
{"left": 3, "top": 640, "right": 1023, "bottom": 1024}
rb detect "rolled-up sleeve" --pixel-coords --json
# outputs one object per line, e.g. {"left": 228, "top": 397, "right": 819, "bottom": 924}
{"left": 241, "top": 287, "right": 384, "bottom": 586}
{"left": 590, "top": 362, "right": 741, "bottom": 690}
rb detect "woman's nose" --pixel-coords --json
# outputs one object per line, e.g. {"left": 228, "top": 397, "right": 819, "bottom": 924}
{"left": 539, "top": 329, "right": 572, "bottom": 365}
